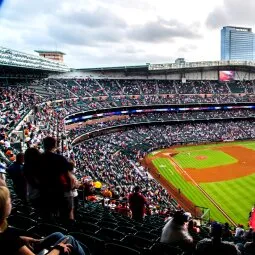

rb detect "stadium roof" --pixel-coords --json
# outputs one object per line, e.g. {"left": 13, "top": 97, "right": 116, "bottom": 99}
{"left": 76, "top": 64, "right": 149, "bottom": 72}
{"left": 35, "top": 50, "right": 66, "bottom": 55}
{"left": 0, "top": 46, "right": 69, "bottom": 72}
{"left": 75, "top": 60, "right": 255, "bottom": 74}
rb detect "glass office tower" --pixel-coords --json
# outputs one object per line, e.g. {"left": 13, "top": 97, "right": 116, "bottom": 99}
{"left": 221, "top": 26, "right": 254, "bottom": 60}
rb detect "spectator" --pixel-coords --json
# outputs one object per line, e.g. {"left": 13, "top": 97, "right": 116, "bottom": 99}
{"left": 128, "top": 186, "right": 147, "bottom": 221}
{"left": 244, "top": 231, "right": 255, "bottom": 255}
{"left": 235, "top": 224, "right": 245, "bottom": 243}
{"left": 63, "top": 161, "right": 80, "bottom": 220}
{"left": 115, "top": 202, "right": 130, "bottom": 217}
{"left": 222, "top": 222, "right": 233, "bottom": 241}
{"left": 6, "top": 153, "right": 26, "bottom": 201}
{"left": 23, "top": 148, "right": 41, "bottom": 208}
{"left": 0, "top": 186, "right": 86, "bottom": 255}
{"left": 38, "top": 137, "right": 72, "bottom": 220}
{"left": 0, "top": 162, "right": 6, "bottom": 187}
{"left": 161, "top": 210, "right": 193, "bottom": 253}
{"left": 196, "top": 222, "right": 241, "bottom": 255}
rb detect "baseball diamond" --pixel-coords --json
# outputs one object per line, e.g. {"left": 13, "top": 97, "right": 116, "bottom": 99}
{"left": 144, "top": 141, "right": 255, "bottom": 226}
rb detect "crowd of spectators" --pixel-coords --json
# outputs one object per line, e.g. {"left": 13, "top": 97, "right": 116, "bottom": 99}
{"left": 28, "top": 79, "right": 255, "bottom": 105}
{"left": 0, "top": 79, "right": 254, "bottom": 254}
{"left": 67, "top": 109, "right": 254, "bottom": 137}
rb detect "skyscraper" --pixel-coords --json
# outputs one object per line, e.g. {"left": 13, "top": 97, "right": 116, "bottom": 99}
{"left": 221, "top": 26, "right": 254, "bottom": 61}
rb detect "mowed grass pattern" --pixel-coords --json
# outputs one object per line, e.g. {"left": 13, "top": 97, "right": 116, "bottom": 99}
{"left": 173, "top": 149, "right": 237, "bottom": 169}
{"left": 173, "top": 141, "right": 255, "bottom": 152}
{"left": 200, "top": 174, "right": 255, "bottom": 225}
{"left": 153, "top": 158, "right": 228, "bottom": 223}
{"left": 152, "top": 141, "right": 255, "bottom": 226}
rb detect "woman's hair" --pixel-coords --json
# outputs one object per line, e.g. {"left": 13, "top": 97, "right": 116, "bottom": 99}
{"left": 0, "top": 186, "right": 10, "bottom": 232}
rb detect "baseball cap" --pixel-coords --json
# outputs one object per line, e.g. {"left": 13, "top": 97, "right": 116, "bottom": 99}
{"left": 183, "top": 212, "right": 192, "bottom": 221}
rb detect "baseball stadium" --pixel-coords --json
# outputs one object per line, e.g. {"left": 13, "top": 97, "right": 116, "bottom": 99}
{"left": 0, "top": 46, "right": 254, "bottom": 254}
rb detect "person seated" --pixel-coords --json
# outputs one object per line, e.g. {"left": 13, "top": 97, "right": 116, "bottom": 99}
{"left": 160, "top": 210, "right": 193, "bottom": 253}
{"left": 196, "top": 222, "right": 241, "bottom": 255}
{"left": 0, "top": 163, "right": 6, "bottom": 187}
{"left": 244, "top": 231, "right": 255, "bottom": 255}
{"left": 0, "top": 186, "right": 86, "bottom": 255}
{"left": 115, "top": 202, "right": 130, "bottom": 217}
{"left": 6, "top": 153, "right": 27, "bottom": 202}
{"left": 222, "top": 222, "right": 233, "bottom": 241}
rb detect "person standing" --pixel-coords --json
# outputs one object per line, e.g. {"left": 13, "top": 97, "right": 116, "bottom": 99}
{"left": 38, "top": 137, "right": 72, "bottom": 220}
{"left": 128, "top": 186, "right": 147, "bottom": 221}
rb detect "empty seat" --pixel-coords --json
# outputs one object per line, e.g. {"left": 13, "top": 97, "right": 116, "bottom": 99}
{"left": 122, "top": 235, "right": 153, "bottom": 250}
{"left": 97, "top": 221, "right": 118, "bottom": 229}
{"left": 8, "top": 215, "right": 36, "bottom": 231}
{"left": 135, "top": 231, "right": 158, "bottom": 241}
{"left": 96, "top": 228, "right": 125, "bottom": 241}
{"left": 80, "top": 222, "right": 100, "bottom": 234}
{"left": 134, "top": 225, "right": 152, "bottom": 232}
{"left": 117, "top": 221, "right": 134, "bottom": 228}
{"left": 105, "top": 243, "right": 141, "bottom": 255}
{"left": 115, "top": 226, "right": 137, "bottom": 235}
{"left": 69, "top": 232, "right": 104, "bottom": 255}
{"left": 150, "top": 242, "right": 183, "bottom": 255}
{"left": 28, "top": 223, "right": 67, "bottom": 238}
{"left": 150, "top": 229, "right": 162, "bottom": 236}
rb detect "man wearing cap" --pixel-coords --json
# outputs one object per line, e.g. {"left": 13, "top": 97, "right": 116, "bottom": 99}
{"left": 196, "top": 222, "right": 241, "bottom": 254}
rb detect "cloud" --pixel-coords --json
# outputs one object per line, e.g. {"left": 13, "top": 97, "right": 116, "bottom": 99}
{"left": 128, "top": 18, "right": 201, "bottom": 42}
{"left": 177, "top": 44, "right": 198, "bottom": 54}
{"left": 0, "top": 0, "right": 211, "bottom": 68}
{"left": 206, "top": 0, "right": 255, "bottom": 29}
{"left": 58, "top": 7, "right": 127, "bottom": 28}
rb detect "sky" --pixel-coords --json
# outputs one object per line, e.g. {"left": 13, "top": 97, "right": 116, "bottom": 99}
{"left": 1, "top": 0, "right": 255, "bottom": 68}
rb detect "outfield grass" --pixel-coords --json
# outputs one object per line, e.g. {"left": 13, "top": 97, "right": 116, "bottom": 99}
{"left": 173, "top": 149, "right": 237, "bottom": 169}
{"left": 201, "top": 174, "right": 255, "bottom": 225}
{"left": 151, "top": 140, "right": 255, "bottom": 226}
{"left": 153, "top": 158, "right": 228, "bottom": 223}
{"left": 173, "top": 141, "right": 255, "bottom": 152}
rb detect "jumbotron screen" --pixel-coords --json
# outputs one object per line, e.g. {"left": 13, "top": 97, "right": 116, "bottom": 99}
{"left": 219, "top": 71, "right": 235, "bottom": 82}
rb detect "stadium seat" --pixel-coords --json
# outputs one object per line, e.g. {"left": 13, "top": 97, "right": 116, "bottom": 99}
{"left": 28, "top": 223, "right": 67, "bottom": 238}
{"left": 97, "top": 220, "right": 118, "bottom": 229}
{"left": 122, "top": 234, "right": 153, "bottom": 250}
{"left": 8, "top": 215, "right": 37, "bottom": 231}
{"left": 105, "top": 243, "right": 141, "bottom": 255}
{"left": 115, "top": 226, "right": 137, "bottom": 235}
{"left": 80, "top": 222, "right": 100, "bottom": 234}
{"left": 69, "top": 232, "right": 104, "bottom": 255}
{"left": 135, "top": 231, "right": 158, "bottom": 241}
{"left": 96, "top": 228, "right": 125, "bottom": 241}
{"left": 150, "top": 242, "right": 183, "bottom": 255}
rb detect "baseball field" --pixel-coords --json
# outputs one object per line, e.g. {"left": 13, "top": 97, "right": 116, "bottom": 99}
{"left": 144, "top": 141, "right": 255, "bottom": 226}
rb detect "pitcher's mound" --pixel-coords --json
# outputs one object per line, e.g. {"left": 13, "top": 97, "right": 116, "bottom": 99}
{"left": 196, "top": 155, "right": 208, "bottom": 160}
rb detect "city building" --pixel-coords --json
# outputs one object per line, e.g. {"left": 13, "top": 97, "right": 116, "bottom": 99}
{"left": 221, "top": 26, "right": 254, "bottom": 61}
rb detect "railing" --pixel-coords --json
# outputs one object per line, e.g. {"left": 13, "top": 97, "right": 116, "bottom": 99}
{"left": 149, "top": 60, "right": 255, "bottom": 70}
